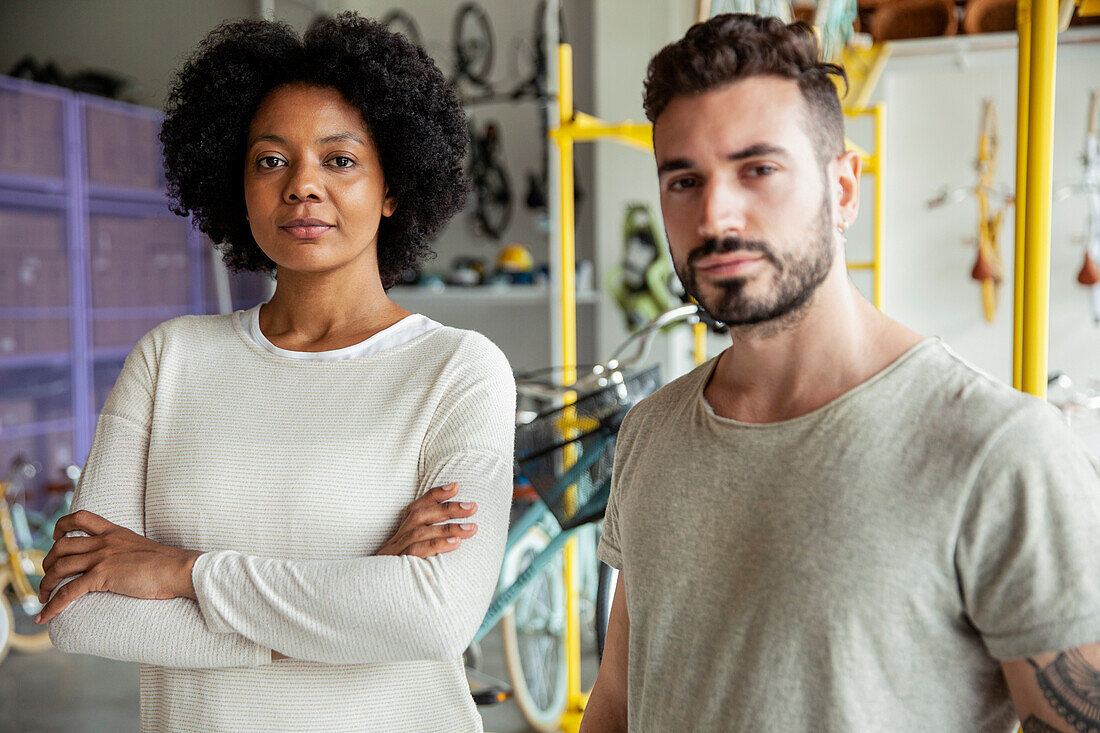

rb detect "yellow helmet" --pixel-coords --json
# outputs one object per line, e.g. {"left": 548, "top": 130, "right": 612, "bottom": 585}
{"left": 497, "top": 243, "right": 534, "bottom": 273}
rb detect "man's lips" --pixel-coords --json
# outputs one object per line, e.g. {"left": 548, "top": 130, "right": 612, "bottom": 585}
{"left": 694, "top": 253, "right": 765, "bottom": 276}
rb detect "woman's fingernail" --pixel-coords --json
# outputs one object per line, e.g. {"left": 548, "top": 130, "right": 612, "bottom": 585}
{"left": 446, "top": 537, "right": 459, "bottom": 544}
{"left": 460, "top": 523, "right": 475, "bottom": 530}
{"left": 459, "top": 502, "right": 475, "bottom": 510}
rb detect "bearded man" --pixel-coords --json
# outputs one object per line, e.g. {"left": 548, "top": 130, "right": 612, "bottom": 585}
{"left": 581, "top": 13, "right": 1100, "bottom": 733}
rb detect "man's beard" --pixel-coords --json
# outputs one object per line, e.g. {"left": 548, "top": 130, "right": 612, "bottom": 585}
{"left": 674, "top": 197, "right": 835, "bottom": 327}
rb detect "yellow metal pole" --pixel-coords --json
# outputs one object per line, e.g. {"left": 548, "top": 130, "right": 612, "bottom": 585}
{"left": 1021, "top": 0, "right": 1057, "bottom": 398}
{"left": 872, "top": 102, "right": 886, "bottom": 310}
{"left": 1012, "top": 0, "right": 1031, "bottom": 390}
{"left": 693, "top": 322, "right": 707, "bottom": 365}
{"left": 554, "top": 43, "right": 586, "bottom": 731}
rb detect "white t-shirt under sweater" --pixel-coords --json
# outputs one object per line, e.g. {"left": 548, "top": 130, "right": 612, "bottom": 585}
{"left": 237, "top": 303, "right": 442, "bottom": 360}
{"left": 48, "top": 311, "right": 516, "bottom": 733}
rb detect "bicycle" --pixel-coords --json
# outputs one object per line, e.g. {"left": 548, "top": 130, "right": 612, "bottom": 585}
{"left": 473, "top": 304, "right": 714, "bottom": 730}
{"left": 0, "top": 457, "right": 72, "bottom": 663}
{"left": 467, "top": 119, "right": 513, "bottom": 240}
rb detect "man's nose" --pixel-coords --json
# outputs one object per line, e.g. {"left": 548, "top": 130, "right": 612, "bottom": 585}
{"left": 697, "top": 179, "right": 748, "bottom": 242}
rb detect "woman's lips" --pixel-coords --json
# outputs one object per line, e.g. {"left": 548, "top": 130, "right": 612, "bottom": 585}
{"left": 281, "top": 225, "right": 333, "bottom": 239}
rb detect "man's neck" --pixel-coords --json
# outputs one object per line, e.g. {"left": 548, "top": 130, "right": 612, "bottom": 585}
{"left": 704, "top": 269, "right": 924, "bottom": 423}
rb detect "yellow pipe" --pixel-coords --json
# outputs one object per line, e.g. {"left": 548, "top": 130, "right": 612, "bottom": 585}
{"left": 1021, "top": 0, "right": 1057, "bottom": 398}
{"left": 694, "top": 322, "right": 707, "bottom": 365}
{"left": 872, "top": 102, "right": 886, "bottom": 310}
{"left": 1012, "top": 0, "right": 1030, "bottom": 390}
{"left": 554, "top": 43, "right": 586, "bottom": 731}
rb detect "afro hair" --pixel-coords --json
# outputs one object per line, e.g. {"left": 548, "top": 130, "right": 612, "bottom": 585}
{"left": 160, "top": 12, "right": 469, "bottom": 288}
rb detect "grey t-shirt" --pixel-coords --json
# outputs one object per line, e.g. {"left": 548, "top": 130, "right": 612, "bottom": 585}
{"left": 597, "top": 339, "right": 1100, "bottom": 732}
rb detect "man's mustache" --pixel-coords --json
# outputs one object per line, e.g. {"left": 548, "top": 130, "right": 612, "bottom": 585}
{"left": 687, "top": 237, "right": 779, "bottom": 268}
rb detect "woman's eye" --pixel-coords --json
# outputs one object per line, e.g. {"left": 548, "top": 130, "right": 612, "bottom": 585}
{"left": 330, "top": 156, "right": 354, "bottom": 168}
{"left": 258, "top": 156, "right": 283, "bottom": 169}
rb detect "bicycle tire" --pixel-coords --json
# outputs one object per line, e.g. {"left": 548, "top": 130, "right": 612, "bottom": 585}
{"left": 452, "top": 2, "right": 494, "bottom": 87}
{"left": 595, "top": 561, "right": 618, "bottom": 662}
{"left": 475, "top": 161, "right": 512, "bottom": 240}
{"left": 0, "top": 569, "right": 12, "bottom": 664}
{"left": 499, "top": 525, "right": 568, "bottom": 732}
{"left": 3, "top": 550, "right": 51, "bottom": 652}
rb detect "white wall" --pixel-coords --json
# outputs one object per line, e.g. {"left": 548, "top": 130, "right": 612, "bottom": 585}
{"left": 0, "top": 0, "right": 254, "bottom": 108}
{"left": 876, "top": 31, "right": 1100, "bottom": 386}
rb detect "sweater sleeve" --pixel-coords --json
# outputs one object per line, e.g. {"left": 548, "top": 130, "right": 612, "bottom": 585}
{"left": 47, "top": 331, "right": 270, "bottom": 668}
{"left": 189, "top": 339, "right": 517, "bottom": 665}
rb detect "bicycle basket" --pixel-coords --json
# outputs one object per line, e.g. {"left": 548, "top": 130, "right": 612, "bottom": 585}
{"left": 514, "top": 365, "right": 661, "bottom": 530}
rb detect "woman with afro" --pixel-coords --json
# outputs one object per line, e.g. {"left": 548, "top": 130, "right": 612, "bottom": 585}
{"left": 35, "top": 14, "right": 513, "bottom": 732}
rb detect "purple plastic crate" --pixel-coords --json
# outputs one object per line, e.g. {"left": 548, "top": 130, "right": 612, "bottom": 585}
{"left": 0, "top": 84, "right": 65, "bottom": 180}
{"left": 90, "top": 214, "right": 191, "bottom": 308}
{"left": 0, "top": 205, "right": 69, "bottom": 309}
{"left": 84, "top": 104, "right": 163, "bottom": 191}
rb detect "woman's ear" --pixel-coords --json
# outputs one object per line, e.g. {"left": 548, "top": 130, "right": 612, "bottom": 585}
{"left": 382, "top": 187, "right": 397, "bottom": 218}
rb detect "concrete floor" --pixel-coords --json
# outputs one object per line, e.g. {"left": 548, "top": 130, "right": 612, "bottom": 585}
{"left": 0, "top": 626, "right": 600, "bottom": 733}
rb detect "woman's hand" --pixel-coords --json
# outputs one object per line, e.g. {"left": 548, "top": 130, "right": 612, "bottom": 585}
{"left": 35, "top": 510, "right": 201, "bottom": 625}
{"left": 375, "top": 482, "right": 478, "bottom": 558}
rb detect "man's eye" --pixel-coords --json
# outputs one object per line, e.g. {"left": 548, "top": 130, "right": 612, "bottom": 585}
{"left": 747, "top": 165, "right": 777, "bottom": 177}
{"left": 258, "top": 156, "right": 283, "bottom": 169}
{"left": 668, "top": 178, "right": 696, "bottom": 192}
{"left": 330, "top": 156, "right": 354, "bottom": 168}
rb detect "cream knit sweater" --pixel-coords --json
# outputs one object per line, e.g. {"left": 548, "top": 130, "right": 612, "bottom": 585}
{"left": 48, "top": 313, "right": 516, "bottom": 732}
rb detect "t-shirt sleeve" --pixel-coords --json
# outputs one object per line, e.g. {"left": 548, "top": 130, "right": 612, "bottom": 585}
{"left": 956, "top": 400, "right": 1100, "bottom": 660}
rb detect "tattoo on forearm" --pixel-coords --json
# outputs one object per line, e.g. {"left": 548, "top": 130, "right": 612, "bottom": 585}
{"left": 1022, "top": 714, "right": 1063, "bottom": 732}
{"left": 1027, "top": 650, "right": 1100, "bottom": 731}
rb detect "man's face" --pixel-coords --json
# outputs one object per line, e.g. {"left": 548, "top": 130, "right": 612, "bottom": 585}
{"left": 654, "top": 76, "right": 839, "bottom": 327}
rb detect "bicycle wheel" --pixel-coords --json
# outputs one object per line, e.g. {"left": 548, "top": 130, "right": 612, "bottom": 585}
{"left": 500, "top": 525, "right": 568, "bottom": 732}
{"left": 595, "top": 561, "right": 619, "bottom": 662}
{"left": 3, "top": 550, "right": 51, "bottom": 652}
{"left": 475, "top": 161, "right": 512, "bottom": 240}
{"left": 453, "top": 2, "right": 494, "bottom": 87}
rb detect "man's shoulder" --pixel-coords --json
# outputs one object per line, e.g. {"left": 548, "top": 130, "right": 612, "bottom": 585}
{"left": 898, "top": 339, "right": 1069, "bottom": 457}
{"left": 620, "top": 358, "right": 713, "bottom": 431}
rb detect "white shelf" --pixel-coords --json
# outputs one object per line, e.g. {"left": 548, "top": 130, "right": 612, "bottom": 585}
{"left": 391, "top": 285, "right": 600, "bottom": 305}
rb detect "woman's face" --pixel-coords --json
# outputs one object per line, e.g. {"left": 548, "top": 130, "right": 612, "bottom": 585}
{"left": 242, "top": 83, "right": 395, "bottom": 278}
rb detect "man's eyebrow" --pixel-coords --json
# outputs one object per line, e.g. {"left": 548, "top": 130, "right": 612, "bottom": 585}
{"left": 247, "top": 132, "right": 366, "bottom": 147}
{"left": 656, "top": 143, "right": 790, "bottom": 175}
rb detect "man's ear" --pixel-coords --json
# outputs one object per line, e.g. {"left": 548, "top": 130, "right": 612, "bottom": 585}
{"left": 832, "top": 150, "right": 861, "bottom": 230}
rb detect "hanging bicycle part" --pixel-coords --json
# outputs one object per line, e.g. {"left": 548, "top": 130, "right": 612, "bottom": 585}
{"left": 452, "top": 2, "right": 495, "bottom": 91}
{"left": 381, "top": 9, "right": 424, "bottom": 48}
{"left": 1055, "top": 90, "right": 1100, "bottom": 325}
{"left": 928, "top": 99, "right": 1014, "bottom": 323}
{"left": 468, "top": 120, "right": 513, "bottom": 240}
{"left": 605, "top": 204, "right": 680, "bottom": 331}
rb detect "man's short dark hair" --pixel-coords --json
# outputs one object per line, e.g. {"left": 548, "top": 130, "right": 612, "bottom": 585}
{"left": 160, "top": 13, "right": 468, "bottom": 288}
{"left": 643, "top": 13, "right": 848, "bottom": 166}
